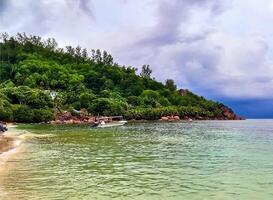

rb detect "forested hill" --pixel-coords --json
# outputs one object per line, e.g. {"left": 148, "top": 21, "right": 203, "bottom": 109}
{"left": 0, "top": 33, "right": 242, "bottom": 123}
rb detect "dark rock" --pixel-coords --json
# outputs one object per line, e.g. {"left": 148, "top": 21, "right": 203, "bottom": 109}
{"left": 219, "top": 104, "right": 244, "bottom": 120}
{"left": 178, "top": 89, "right": 190, "bottom": 96}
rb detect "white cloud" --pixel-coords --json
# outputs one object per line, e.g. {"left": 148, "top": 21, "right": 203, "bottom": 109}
{"left": 109, "top": 0, "right": 273, "bottom": 99}
{"left": 2, "top": 0, "right": 273, "bottom": 100}
{"left": 180, "top": 32, "right": 273, "bottom": 98}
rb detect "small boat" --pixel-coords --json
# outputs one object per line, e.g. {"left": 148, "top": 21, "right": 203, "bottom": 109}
{"left": 92, "top": 116, "right": 127, "bottom": 128}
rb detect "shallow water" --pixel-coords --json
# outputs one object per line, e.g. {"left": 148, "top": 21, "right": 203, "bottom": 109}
{"left": 1, "top": 120, "right": 273, "bottom": 199}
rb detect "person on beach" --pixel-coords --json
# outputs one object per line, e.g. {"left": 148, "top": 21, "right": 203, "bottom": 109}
{"left": 0, "top": 122, "right": 7, "bottom": 133}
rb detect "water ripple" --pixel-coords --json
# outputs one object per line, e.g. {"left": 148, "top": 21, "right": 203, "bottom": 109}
{"left": 2, "top": 120, "right": 273, "bottom": 199}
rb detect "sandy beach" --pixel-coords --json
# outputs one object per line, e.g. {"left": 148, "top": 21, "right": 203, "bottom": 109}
{"left": 0, "top": 124, "right": 22, "bottom": 155}
{"left": 0, "top": 125, "right": 21, "bottom": 199}
{"left": 0, "top": 135, "right": 15, "bottom": 154}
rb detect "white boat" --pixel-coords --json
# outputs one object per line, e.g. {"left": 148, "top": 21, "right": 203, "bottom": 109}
{"left": 96, "top": 120, "right": 127, "bottom": 128}
{"left": 93, "top": 116, "right": 127, "bottom": 128}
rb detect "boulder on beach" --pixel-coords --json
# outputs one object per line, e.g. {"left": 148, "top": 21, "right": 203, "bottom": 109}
{"left": 173, "top": 116, "right": 180, "bottom": 120}
{"left": 161, "top": 116, "right": 180, "bottom": 121}
{"left": 161, "top": 116, "right": 169, "bottom": 121}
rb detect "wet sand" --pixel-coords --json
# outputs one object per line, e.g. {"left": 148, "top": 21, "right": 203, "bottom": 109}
{"left": 0, "top": 135, "right": 15, "bottom": 154}
{"left": 0, "top": 124, "right": 24, "bottom": 166}
{"left": 0, "top": 125, "right": 24, "bottom": 199}
{"left": 0, "top": 124, "right": 19, "bottom": 154}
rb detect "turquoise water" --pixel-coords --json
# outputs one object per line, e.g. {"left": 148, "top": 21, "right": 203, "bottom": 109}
{"left": 2, "top": 120, "right": 273, "bottom": 199}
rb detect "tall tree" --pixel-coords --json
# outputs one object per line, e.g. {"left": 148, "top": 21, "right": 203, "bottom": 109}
{"left": 66, "top": 46, "right": 75, "bottom": 56}
{"left": 165, "top": 79, "right": 177, "bottom": 91}
{"left": 140, "top": 65, "right": 152, "bottom": 78}
{"left": 82, "top": 48, "right": 88, "bottom": 59}
{"left": 102, "top": 50, "right": 113, "bottom": 65}
{"left": 75, "top": 46, "right": 82, "bottom": 57}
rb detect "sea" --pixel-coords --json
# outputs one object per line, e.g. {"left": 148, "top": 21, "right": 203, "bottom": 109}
{"left": 1, "top": 120, "right": 273, "bottom": 200}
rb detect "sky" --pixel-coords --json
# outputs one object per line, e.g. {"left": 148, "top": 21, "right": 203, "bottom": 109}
{"left": 1, "top": 0, "right": 273, "bottom": 118}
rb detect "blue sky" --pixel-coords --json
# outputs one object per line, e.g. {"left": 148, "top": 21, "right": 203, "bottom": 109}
{"left": 1, "top": 0, "right": 273, "bottom": 118}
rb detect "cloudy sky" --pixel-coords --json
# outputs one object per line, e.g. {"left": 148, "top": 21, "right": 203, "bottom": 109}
{"left": 1, "top": 0, "right": 273, "bottom": 118}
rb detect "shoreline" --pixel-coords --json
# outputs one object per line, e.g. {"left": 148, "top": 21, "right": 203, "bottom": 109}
{"left": 0, "top": 124, "right": 17, "bottom": 155}
{"left": 0, "top": 124, "right": 22, "bottom": 157}
{"left": 0, "top": 135, "right": 15, "bottom": 155}
{"left": 0, "top": 125, "right": 24, "bottom": 199}
{"left": 54, "top": 118, "right": 245, "bottom": 125}
{"left": 49, "top": 115, "right": 245, "bottom": 125}
{"left": 4, "top": 118, "right": 246, "bottom": 127}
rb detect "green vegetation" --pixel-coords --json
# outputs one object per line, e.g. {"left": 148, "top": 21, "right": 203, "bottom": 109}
{"left": 0, "top": 33, "right": 237, "bottom": 122}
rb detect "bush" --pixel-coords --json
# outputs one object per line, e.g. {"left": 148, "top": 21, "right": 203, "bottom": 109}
{"left": 12, "top": 105, "right": 54, "bottom": 123}
{"left": 159, "top": 107, "right": 179, "bottom": 116}
{"left": 127, "top": 96, "right": 142, "bottom": 106}
{"left": 125, "top": 106, "right": 225, "bottom": 120}
{"left": 140, "top": 90, "right": 161, "bottom": 108}
{"left": 78, "top": 92, "right": 95, "bottom": 109}
{"left": 88, "top": 98, "right": 127, "bottom": 116}
{"left": 0, "top": 108, "right": 13, "bottom": 121}
{"left": 1, "top": 86, "right": 53, "bottom": 108}
{"left": 158, "top": 97, "right": 171, "bottom": 107}
{"left": 12, "top": 105, "right": 34, "bottom": 123}
{"left": 125, "top": 107, "right": 179, "bottom": 120}
{"left": 33, "top": 109, "right": 54, "bottom": 123}
{"left": 0, "top": 97, "right": 13, "bottom": 121}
